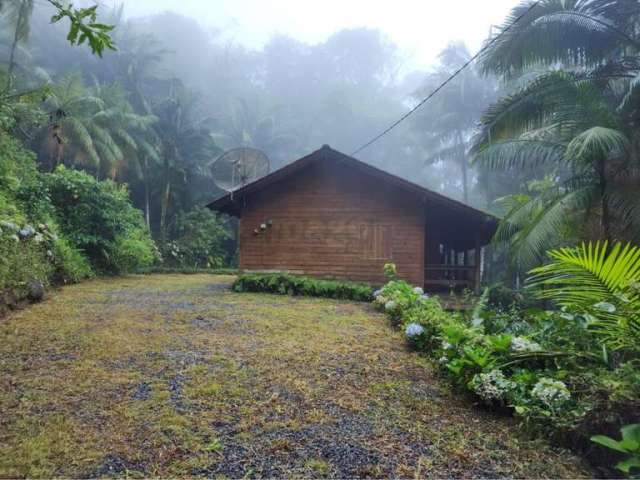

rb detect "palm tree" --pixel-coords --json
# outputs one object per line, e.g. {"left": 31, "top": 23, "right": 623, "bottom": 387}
{"left": 215, "top": 97, "right": 297, "bottom": 168}
{"left": 39, "top": 74, "right": 158, "bottom": 179}
{"left": 412, "top": 43, "right": 496, "bottom": 203}
{"left": 153, "top": 82, "right": 221, "bottom": 240}
{"left": 1, "top": 0, "right": 33, "bottom": 91}
{"left": 473, "top": 0, "right": 640, "bottom": 269}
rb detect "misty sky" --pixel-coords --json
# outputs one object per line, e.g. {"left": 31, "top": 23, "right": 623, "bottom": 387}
{"left": 123, "top": 0, "right": 516, "bottom": 70}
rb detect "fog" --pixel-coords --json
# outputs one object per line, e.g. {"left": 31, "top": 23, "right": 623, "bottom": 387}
{"left": 4, "top": 0, "right": 522, "bottom": 234}
{"left": 123, "top": 0, "right": 515, "bottom": 72}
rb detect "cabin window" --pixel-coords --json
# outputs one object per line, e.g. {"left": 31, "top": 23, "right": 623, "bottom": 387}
{"left": 360, "top": 224, "right": 392, "bottom": 260}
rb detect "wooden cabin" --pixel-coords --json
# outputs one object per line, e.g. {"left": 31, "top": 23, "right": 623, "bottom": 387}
{"left": 207, "top": 145, "right": 498, "bottom": 290}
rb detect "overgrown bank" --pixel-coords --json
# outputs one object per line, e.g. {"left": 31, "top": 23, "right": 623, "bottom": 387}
{"left": 0, "top": 130, "right": 155, "bottom": 314}
{"left": 374, "top": 253, "right": 640, "bottom": 477}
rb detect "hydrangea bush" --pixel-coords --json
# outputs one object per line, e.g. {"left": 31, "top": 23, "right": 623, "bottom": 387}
{"left": 470, "top": 370, "right": 515, "bottom": 402}
{"left": 372, "top": 264, "right": 640, "bottom": 473}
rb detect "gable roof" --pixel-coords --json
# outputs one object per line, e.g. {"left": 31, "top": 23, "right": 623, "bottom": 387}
{"left": 207, "top": 145, "right": 498, "bottom": 226}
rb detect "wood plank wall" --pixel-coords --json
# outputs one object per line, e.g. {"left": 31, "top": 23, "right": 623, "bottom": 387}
{"left": 238, "top": 159, "right": 425, "bottom": 286}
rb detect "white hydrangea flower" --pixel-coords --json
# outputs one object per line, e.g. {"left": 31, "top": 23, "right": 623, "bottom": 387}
{"left": 405, "top": 323, "right": 425, "bottom": 338}
{"left": 438, "top": 356, "right": 449, "bottom": 365}
{"left": 413, "top": 286, "right": 424, "bottom": 295}
{"left": 471, "top": 370, "right": 515, "bottom": 401}
{"left": 510, "top": 336, "right": 541, "bottom": 352}
{"left": 0, "top": 220, "right": 19, "bottom": 232}
{"left": 531, "top": 378, "right": 570, "bottom": 408}
{"left": 419, "top": 294, "right": 430, "bottom": 302}
{"left": 34, "top": 233, "right": 44, "bottom": 243}
{"left": 373, "top": 289, "right": 383, "bottom": 298}
{"left": 441, "top": 340, "right": 453, "bottom": 350}
{"left": 384, "top": 300, "right": 397, "bottom": 312}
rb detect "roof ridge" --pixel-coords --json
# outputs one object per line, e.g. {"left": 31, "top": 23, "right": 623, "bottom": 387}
{"left": 206, "top": 146, "right": 498, "bottom": 222}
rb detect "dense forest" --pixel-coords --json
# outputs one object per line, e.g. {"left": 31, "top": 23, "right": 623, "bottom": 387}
{"left": 1, "top": 1, "right": 640, "bottom": 476}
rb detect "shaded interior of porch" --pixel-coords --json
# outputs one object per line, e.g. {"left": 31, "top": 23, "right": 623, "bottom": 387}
{"left": 424, "top": 207, "right": 492, "bottom": 293}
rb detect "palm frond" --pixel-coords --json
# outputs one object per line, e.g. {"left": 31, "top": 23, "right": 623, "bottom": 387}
{"left": 63, "top": 117, "right": 99, "bottom": 166}
{"left": 494, "top": 186, "right": 595, "bottom": 269}
{"left": 480, "top": 0, "right": 637, "bottom": 79}
{"left": 528, "top": 241, "right": 640, "bottom": 351}
{"left": 474, "top": 138, "right": 565, "bottom": 169}
{"left": 473, "top": 71, "right": 586, "bottom": 149}
{"left": 565, "top": 126, "right": 629, "bottom": 166}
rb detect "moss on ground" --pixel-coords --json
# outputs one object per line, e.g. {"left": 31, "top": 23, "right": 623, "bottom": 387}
{"left": 0, "top": 274, "right": 591, "bottom": 478}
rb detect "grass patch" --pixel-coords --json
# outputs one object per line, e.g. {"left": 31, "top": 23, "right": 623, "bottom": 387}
{"left": 0, "top": 274, "right": 591, "bottom": 478}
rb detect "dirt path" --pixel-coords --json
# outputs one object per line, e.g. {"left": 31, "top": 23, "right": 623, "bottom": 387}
{"left": 0, "top": 274, "right": 590, "bottom": 478}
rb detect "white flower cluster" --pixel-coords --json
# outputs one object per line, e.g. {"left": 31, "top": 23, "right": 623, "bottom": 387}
{"left": 441, "top": 340, "right": 453, "bottom": 350}
{"left": 405, "top": 323, "right": 425, "bottom": 338}
{"left": 531, "top": 378, "right": 570, "bottom": 408}
{"left": 471, "top": 369, "right": 515, "bottom": 401}
{"left": 0, "top": 221, "right": 56, "bottom": 248}
{"left": 510, "top": 336, "right": 541, "bottom": 352}
{"left": 384, "top": 300, "right": 397, "bottom": 312}
{"left": 372, "top": 289, "right": 388, "bottom": 308}
{"left": 412, "top": 286, "right": 424, "bottom": 295}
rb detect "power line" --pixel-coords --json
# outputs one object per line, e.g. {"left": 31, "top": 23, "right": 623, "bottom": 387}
{"left": 350, "top": 1, "right": 541, "bottom": 157}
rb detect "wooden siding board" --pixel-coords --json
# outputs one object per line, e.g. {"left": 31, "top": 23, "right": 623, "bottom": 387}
{"left": 237, "top": 160, "right": 425, "bottom": 285}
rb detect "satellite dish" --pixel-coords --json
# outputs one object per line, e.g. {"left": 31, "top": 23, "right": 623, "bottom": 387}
{"left": 210, "top": 147, "right": 270, "bottom": 192}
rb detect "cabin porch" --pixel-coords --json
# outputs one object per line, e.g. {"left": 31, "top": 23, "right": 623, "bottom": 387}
{"left": 423, "top": 212, "right": 486, "bottom": 293}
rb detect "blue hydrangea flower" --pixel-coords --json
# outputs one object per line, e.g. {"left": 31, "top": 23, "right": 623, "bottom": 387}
{"left": 405, "top": 323, "right": 425, "bottom": 338}
{"left": 18, "top": 225, "right": 36, "bottom": 239}
{"left": 413, "top": 286, "right": 424, "bottom": 295}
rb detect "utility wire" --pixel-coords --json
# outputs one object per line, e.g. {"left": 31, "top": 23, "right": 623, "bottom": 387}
{"left": 350, "top": 1, "right": 541, "bottom": 156}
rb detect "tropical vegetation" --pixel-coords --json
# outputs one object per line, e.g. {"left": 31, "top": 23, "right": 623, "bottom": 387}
{"left": 474, "top": 0, "right": 640, "bottom": 272}
{"left": 374, "top": 253, "right": 640, "bottom": 476}
{"left": 1, "top": 0, "right": 640, "bottom": 476}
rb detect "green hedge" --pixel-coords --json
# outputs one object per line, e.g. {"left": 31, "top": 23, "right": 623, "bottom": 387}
{"left": 232, "top": 273, "right": 374, "bottom": 302}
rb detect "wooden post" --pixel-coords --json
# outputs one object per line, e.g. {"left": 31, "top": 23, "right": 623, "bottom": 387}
{"left": 474, "top": 234, "right": 482, "bottom": 294}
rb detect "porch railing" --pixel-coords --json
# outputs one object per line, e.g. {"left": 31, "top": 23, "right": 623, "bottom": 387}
{"left": 424, "top": 264, "right": 477, "bottom": 289}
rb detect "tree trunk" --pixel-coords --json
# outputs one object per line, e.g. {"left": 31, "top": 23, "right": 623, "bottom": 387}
{"left": 143, "top": 158, "right": 151, "bottom": 230}
{"left": 160, "top": 160, "right": 171, "bottom": 244}
{"left": 598, "top": 158, "right": 611, "bottom": 241}
{"left": 461, "top": 158, "right": 469, "bottom": 204}
{"left": 457, "top": 130, "right": 469, "bottom": 203}
{"left": 7, "top": 1, "right": 27, "bottom": 92}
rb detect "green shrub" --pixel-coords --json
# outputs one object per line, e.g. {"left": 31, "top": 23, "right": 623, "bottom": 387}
{"left": 162, "top": 207, "right": 233, "bottom": 269}
{"left": 592, "top": 424, "right": 640, "bottom": 476}
{"left": 50, "top": 235, "right": 93, "bottom": 283}
{"left": 232, "top": 273, "right": 374, "bottom": 302}
{"left": 37, "top": 166, "right": 156, "bottom": 274}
